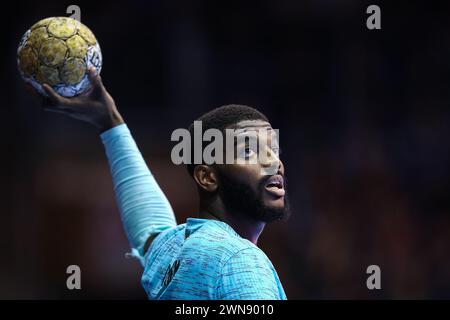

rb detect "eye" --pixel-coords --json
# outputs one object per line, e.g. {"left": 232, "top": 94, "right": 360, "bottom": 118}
{"left": 244, "top": 147, "right": 255, "bottom": 157}
{"left": 240, "top": 147, "right": 255, "bottom": 158}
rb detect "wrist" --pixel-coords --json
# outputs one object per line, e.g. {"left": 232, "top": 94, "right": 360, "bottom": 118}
{"left": 98, "top": 108, "right": 124, "bottom": 134}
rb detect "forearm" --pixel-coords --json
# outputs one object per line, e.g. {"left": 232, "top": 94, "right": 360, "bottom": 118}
{"left": 100, "top": 123, "right": 177, "bottom": 264}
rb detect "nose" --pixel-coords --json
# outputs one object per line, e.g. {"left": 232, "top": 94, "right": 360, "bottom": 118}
{"left": 260, "top": 147, "right": 282, "bottom": 175}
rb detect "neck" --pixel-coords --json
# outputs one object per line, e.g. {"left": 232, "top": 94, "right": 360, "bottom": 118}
{"left": 198, "top": 197, "right": 266, "bottom": 245}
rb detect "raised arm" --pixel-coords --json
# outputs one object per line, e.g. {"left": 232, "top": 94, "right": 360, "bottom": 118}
{"left": 27, "top": 68, "right": 177, "bottom": 265}
{"left": 100, "top": 123, "right": 177, "bottom": 264}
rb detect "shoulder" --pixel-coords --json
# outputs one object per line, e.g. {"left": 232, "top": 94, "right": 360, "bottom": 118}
{"left": 222, "top": 246, "right": 274, "bottom": 274}
{"left": 216, "top": 246, "right": 283, "bottom": 299}
{"left": 146, "top": 224, "right": 186, "bottom": 256}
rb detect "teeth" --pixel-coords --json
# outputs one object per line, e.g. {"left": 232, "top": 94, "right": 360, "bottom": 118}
{"left": 267, "top": 183, "right": 281, "bottom": 188}
{"left": 266, "top": 177, "right": 283, "bottom": 189}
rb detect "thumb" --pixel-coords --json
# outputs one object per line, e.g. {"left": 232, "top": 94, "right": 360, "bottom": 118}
{"left": 87, "top": 67, "right": 105, "bottom": 94}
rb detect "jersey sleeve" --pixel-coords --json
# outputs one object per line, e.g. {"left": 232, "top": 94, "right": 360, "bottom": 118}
{"left": 216, "top": 247, "right": 286, "bottom": 300}
{"left": 100, "top": 123, "right": 177, "bottom": 265}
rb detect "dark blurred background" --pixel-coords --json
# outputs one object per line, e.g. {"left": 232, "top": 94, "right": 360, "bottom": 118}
{"left": 1, "top": 0, "right": 450, "bottom": 299}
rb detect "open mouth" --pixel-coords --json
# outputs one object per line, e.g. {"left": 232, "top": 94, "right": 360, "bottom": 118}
{"left": 264, "top": 175, "right": 285, "bottom": 198}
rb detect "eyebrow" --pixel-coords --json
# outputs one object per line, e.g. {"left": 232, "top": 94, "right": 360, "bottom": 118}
{"left": 239, "top": 125, "right": 272, "bottom": 131}
{"left": 233, "top": 126, "right": 274, "bottom": 134}
{"left": 233, "top": 129, "right": 278, "bottom": 147}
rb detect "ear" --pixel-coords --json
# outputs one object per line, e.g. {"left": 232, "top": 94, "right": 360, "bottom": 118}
{"left": 193, "top": 165, "right": 218, "bottom": 193}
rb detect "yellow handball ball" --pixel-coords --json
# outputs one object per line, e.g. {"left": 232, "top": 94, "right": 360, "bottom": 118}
{"left": 17, "top": 17, "right": 102, "bottom": 97}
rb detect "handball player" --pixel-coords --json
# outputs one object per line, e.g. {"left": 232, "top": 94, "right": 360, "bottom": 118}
{"left": 27, "top": 68, "right": 290, "bottom": 300}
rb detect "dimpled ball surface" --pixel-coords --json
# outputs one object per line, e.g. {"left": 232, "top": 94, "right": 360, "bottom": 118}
{"left": 17, "top": 17, "right": 102, "bottom": 97}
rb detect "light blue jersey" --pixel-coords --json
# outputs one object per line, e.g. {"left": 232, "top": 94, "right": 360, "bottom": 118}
{"left": 101, "top": 124, "right": 287, "bottom": 300}
{"left": 142, "top": 218, "right": 287, "bottom": 300}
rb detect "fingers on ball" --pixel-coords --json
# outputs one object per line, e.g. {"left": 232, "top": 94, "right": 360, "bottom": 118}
{"left": 42, "top": 84, "right": 71, "bottom": 107}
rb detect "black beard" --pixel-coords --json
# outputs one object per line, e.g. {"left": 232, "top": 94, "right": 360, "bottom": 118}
{"left": 216, "top": 170, "right": 291, "bottom": 223}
